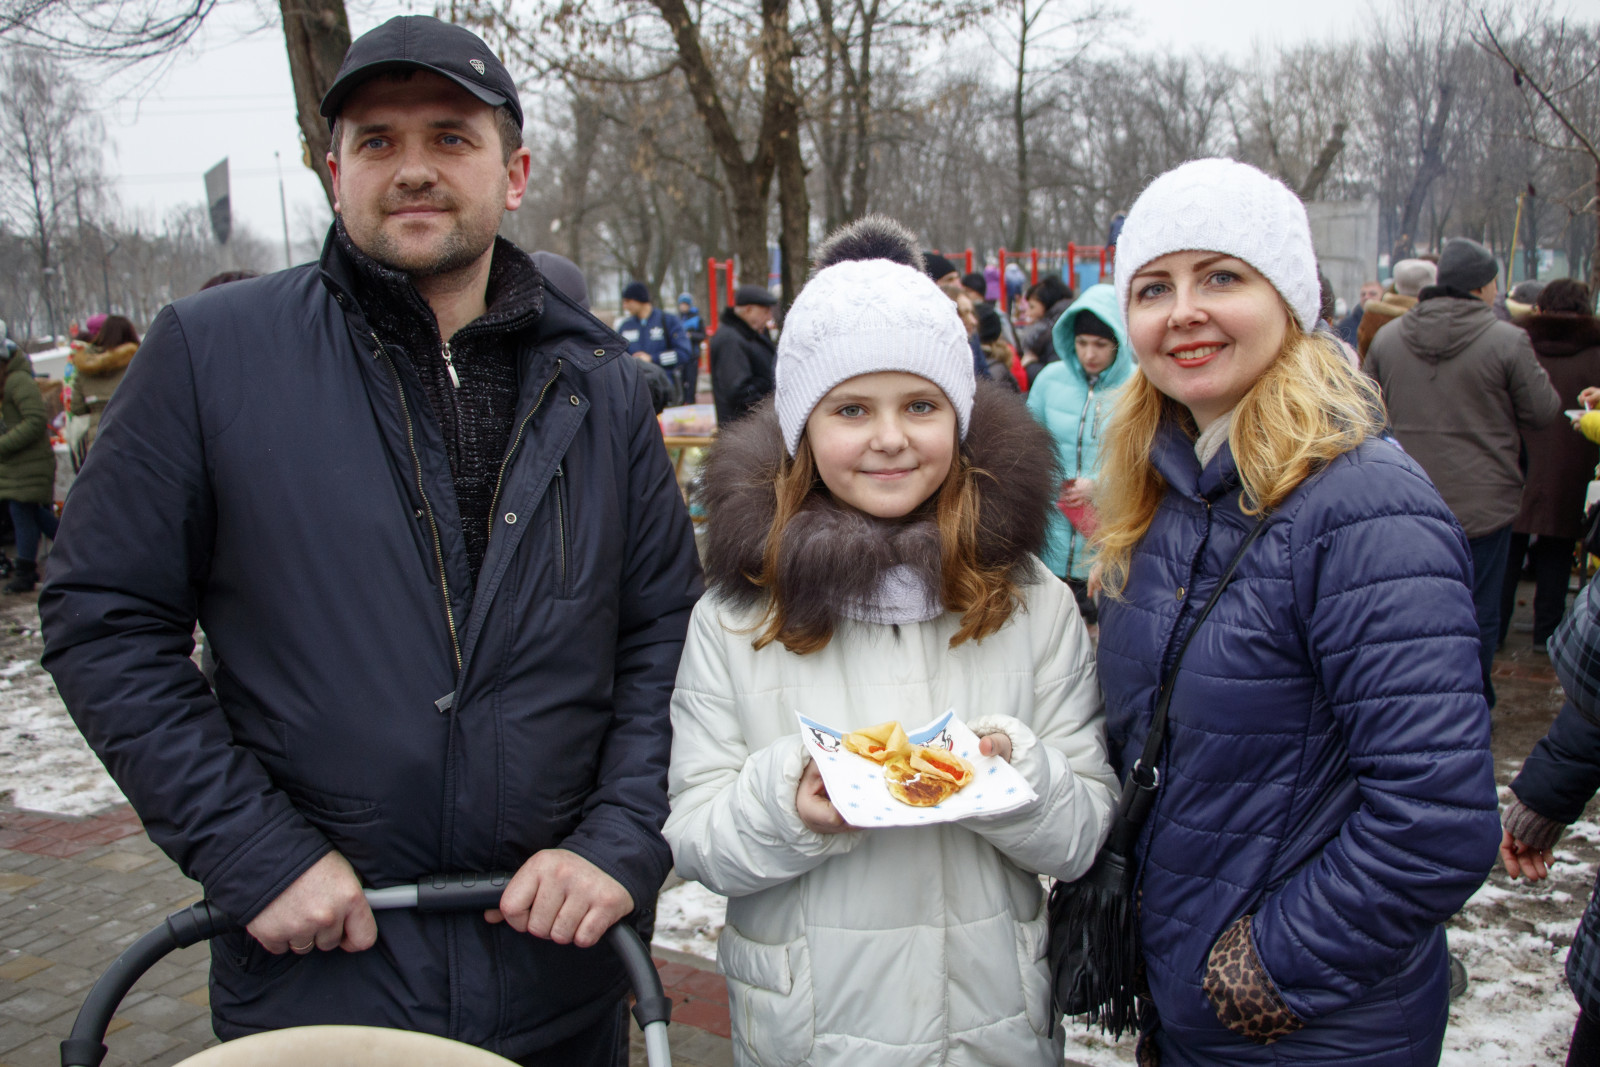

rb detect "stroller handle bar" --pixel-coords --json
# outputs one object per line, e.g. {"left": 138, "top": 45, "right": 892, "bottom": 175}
{"left": 60, "top": 873, "right": 672, "bottom": 1067}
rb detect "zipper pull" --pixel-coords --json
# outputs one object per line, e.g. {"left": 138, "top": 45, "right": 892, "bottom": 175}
{"left": 441, "top": 340, "right": 460, "bottom": 389}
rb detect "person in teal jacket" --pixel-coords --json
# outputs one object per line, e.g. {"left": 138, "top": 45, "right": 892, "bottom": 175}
{"left": 1026, "top": 282, "right": 1136, "bottom": 622}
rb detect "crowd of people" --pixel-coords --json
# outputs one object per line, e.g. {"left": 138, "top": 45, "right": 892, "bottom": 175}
{"left": 10, "top": 12, "right": 1600, "bottom": 1067}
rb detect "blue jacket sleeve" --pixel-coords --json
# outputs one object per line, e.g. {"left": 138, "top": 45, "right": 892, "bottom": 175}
{"left": 39, "top": 307, "right": 332, "bottom": 925}
{"left": 558, "top": 360, "right": 703, "bottom": 918}
{"left": 1510, "top": 700, "right": 1600, "bottom": 826}
{"left": 1251, "top": 452, "right": 1501, "bottom": 1021}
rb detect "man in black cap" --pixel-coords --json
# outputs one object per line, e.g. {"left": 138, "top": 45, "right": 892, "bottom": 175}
{"left": 40, "top": 15, "right": 701, "bottom": 1064}
{"left": 1365, "top": 236, "right": 1560, "bottom": 708}
{"left": 618, "top": 281, "right": 692, "bottom": 405}
{"left": 709, "top": 283, "right": 778, "bottom": 426}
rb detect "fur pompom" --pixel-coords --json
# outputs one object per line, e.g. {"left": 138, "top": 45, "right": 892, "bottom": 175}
{"left": 812, "top": 215, "right": 925, "bottom": 274}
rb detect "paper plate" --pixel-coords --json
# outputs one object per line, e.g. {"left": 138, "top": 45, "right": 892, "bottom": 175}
{"left": 796, "top": 709, "right": 1038, "bottom": 828}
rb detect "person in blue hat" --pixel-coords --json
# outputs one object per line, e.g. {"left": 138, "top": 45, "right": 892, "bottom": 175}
{"left": 619, "top": 282, "right": 693, "bottom": 404}
{"left": 677, "top": 292, "right": 706, "bottom": 399}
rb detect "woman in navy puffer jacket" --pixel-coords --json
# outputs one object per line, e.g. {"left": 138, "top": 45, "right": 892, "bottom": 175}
{"left": 1091, "top": 159, "right": 1501, "bottom": 1065}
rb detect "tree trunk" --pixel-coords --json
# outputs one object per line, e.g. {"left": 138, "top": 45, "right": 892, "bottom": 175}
{"left": 1591, "top": 162, "right": 1600, "bottom": 302}
{"left": 767, "top": 0, "right": 808, "bottom": 305}
{"left": 1298, "top": 121, "right": 1347, "bottom": 201}
{"left": 651, "top": 0, "right": 781, "bottom": 288}
{"left": 1010, "top": 22, "right": 1028, "bottom": 253}
{"left": 1398, "top": 83, "right": 1453, "bottom": 245}
{"left": 280, "top": 0, "right": 352, "bottom": 208}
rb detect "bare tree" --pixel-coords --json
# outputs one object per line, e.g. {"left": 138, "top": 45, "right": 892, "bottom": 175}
{"left": 1476, "top": 12, "right": 1600, "bottom": 295}
{"left": 0, "top": 0, "right": 350, "bottom": 208}
{"left": 0, "top": 47, "right": 102, "bottom": 340}
{"left": 986, "top": 0, "right": 1117, "bottom": 251}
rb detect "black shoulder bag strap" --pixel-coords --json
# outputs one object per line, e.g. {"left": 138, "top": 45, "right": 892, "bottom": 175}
{"left": 1105, "top": 511, "right": 1272, "bottom": 853}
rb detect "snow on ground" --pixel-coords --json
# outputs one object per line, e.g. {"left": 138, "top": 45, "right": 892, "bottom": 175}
{"left": 652, "top": 878, "right": 726, "bottom": 959}
{"left": 0, "top": 644, "right": 125, "bottom": 817}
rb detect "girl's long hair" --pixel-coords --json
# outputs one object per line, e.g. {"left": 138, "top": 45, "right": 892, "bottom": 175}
{"left": 751, "top": 434, "right": 1021, "bottom": 654}
{"left": 1094, "top": 315, "right": 1384, "bottom": 597}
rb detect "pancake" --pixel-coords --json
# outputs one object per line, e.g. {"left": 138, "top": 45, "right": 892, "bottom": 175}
{"left": 842, "top": 720, "right": 910, "bottom": 764}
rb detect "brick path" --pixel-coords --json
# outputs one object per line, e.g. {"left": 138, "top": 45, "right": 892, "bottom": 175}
{"left": 0, "top": 806, "right": 732, "bottom": 1067}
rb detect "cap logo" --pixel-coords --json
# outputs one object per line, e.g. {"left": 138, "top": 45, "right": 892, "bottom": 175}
{"left": 470, "top": 59, "right": 485, "bottom": 75}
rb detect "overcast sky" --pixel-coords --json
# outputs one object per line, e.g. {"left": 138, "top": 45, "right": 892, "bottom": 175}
{"left": 90, "top": 0, "right": 1573, "bottom": 261}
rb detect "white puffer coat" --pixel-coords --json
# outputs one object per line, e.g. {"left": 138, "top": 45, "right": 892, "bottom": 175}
{"left": 662, "top": 390, "right": 1117, "bottom": 1066}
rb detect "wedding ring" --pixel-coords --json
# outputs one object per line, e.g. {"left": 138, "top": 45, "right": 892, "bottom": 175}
{"left": 290, "top": 940, "right": 315, "bottom": 953}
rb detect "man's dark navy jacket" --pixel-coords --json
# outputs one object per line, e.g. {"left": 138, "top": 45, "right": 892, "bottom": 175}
{"left": 39, "top": 230, "right": 703, "bottom": 1058}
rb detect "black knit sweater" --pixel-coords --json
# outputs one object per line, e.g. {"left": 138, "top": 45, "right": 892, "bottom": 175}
{"left": 336, "top": 221, "right": 545, "bottom": 588}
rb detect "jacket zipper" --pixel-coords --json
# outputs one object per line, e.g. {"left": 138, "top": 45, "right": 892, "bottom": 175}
{"left": 487, "top": 359, "right": 565, "bottom": 548}
{"left": 372, "top": 332, "right": 462, "bottom": 672}
{"left": 1066, "top": 383, "right": 1095, "bottom": 576}
{"left": 554, "top": 463, "right": 570, "bottom": 597}
{"left": 441, "top": 339, "right": 460, "bottom": 389}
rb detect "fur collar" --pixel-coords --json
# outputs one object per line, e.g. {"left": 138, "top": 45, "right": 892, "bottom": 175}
{"left": 74, "top": 342, "right": 136, "bottom": 376}
{"left": 700, "top": 382, "right": 1060, "bottom": 630}
{"left": 1524, "top": 312, "right": 1600, "bottom": 357}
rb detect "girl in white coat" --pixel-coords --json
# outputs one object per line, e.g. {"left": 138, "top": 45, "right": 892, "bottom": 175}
{"left": 663, "top": 216, "right": 1116, "bottom": 1066}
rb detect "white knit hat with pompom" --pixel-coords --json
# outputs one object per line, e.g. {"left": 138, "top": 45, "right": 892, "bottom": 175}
{"left": 775, "top": 217, "right": 975, "bottom": 456}
{"left": 1113, "top": 158, "right": 1321, "bottom": 331}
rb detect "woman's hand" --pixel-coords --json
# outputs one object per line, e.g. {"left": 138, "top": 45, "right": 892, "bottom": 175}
{"left": 977, "top": 733, "right": 1013, "bottom": 763}
{"left": 1086, "top": 563, "right": 1104, "bottom": 600}
{"left": 1500, "top": 829, "right": 1554, "bottom": 881}
{"left": 1579, "top": 386, "right": 1600, "bottom": 409}
{"left": 796, "top": 758, "right": 854, "bottom": 834}
{"left": 1059, "top": 478, "right": 1094, "bottom": 508}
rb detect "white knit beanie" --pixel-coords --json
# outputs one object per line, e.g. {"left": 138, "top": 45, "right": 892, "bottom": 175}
{"left": 1113, "top": 158, "right": 1321, "bottom": 331}
{"left": 775, "top": 257, "right": 975, "bottom": 456}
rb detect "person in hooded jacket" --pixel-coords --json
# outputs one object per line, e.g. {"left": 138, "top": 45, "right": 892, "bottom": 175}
{"left": 1095, "top": 158, "right": 1500, "bottom": 1065}
{"left": 1498, "top": 279, "right": 1600, "bottom": 651}
{"left": 1026, "top": 283, "right": 1135, "bottom": 625}
{"left": 1364, "top": 237, "right": 1561, "bottom": 708}
{"left": 663, "top": 215, "right": 1115, "bottom": 1066}
{"left": 69, "top": 314, "right": 140, "bottom": 464}
{"left": 0, "top": 332, "right": 57, "bottom": 593}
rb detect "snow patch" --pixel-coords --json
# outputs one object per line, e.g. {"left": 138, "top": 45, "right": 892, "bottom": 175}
{"left": 0, "top": 657, "right": 125, "bottom": 817}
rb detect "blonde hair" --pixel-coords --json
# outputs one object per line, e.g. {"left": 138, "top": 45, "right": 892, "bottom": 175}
{"left": 751, "top": 434, "right": 1022, "bottom": 654}
{"left": 1094, "top": 316, "right": 1384, "bottom": 596}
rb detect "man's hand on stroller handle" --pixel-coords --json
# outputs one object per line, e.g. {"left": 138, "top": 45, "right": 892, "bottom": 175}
{"left": 485, "top": 849, "right": 635, "bottom": 949}
{"left": 247, "top": 851, "right": 377, "bottom": 955}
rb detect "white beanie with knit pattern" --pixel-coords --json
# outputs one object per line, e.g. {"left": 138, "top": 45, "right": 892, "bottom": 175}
{"left": 1113, "top": 158, "right": 1321, "bottom": 331}
{"left": 774, "top": 216, "right": 975, "bottom": 456}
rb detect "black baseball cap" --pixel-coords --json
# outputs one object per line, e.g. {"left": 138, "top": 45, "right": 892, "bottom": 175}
{"left": 319, "top": 16, "right": 523, "bottom": 132}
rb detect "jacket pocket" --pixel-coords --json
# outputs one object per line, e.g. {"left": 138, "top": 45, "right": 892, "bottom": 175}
{"left": 278, "top": 782, "right": 382, "bottom": 828}
{"left": 719, "top": 923, "right": 814, "bottom": 1067}
{"left": 212, "top": 925, "right": 304, "bottom": 984}
{"left": 554, "top": 462, "right": 573, "bottom": 600}
{"left": 1016, "top": 898, "right": 1054, "bottom": 1036}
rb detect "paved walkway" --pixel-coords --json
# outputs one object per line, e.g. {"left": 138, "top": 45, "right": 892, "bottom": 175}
{"left": 0, "top": 807, "right": 733, "bottom": 1067}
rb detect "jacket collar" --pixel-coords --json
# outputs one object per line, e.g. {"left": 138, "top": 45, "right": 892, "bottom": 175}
{"left": 722, "top": 310, "right": 775, "bottom": 348}
{"left": 1151, "top": 417, "right": 1240, "bottom": 503}
{"left": 317, "top": 223, "right": 625, "bottom": 375}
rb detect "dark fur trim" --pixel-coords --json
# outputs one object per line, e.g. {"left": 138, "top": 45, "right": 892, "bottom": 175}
{"left": 699, "top": 381, "right": 1061, "bottom": 627}
{"left": 812, "top": 215, "right": 924, "bottom": 274}
{"left": 1524, "top": 312, "right": 1600, "bottom": 357}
